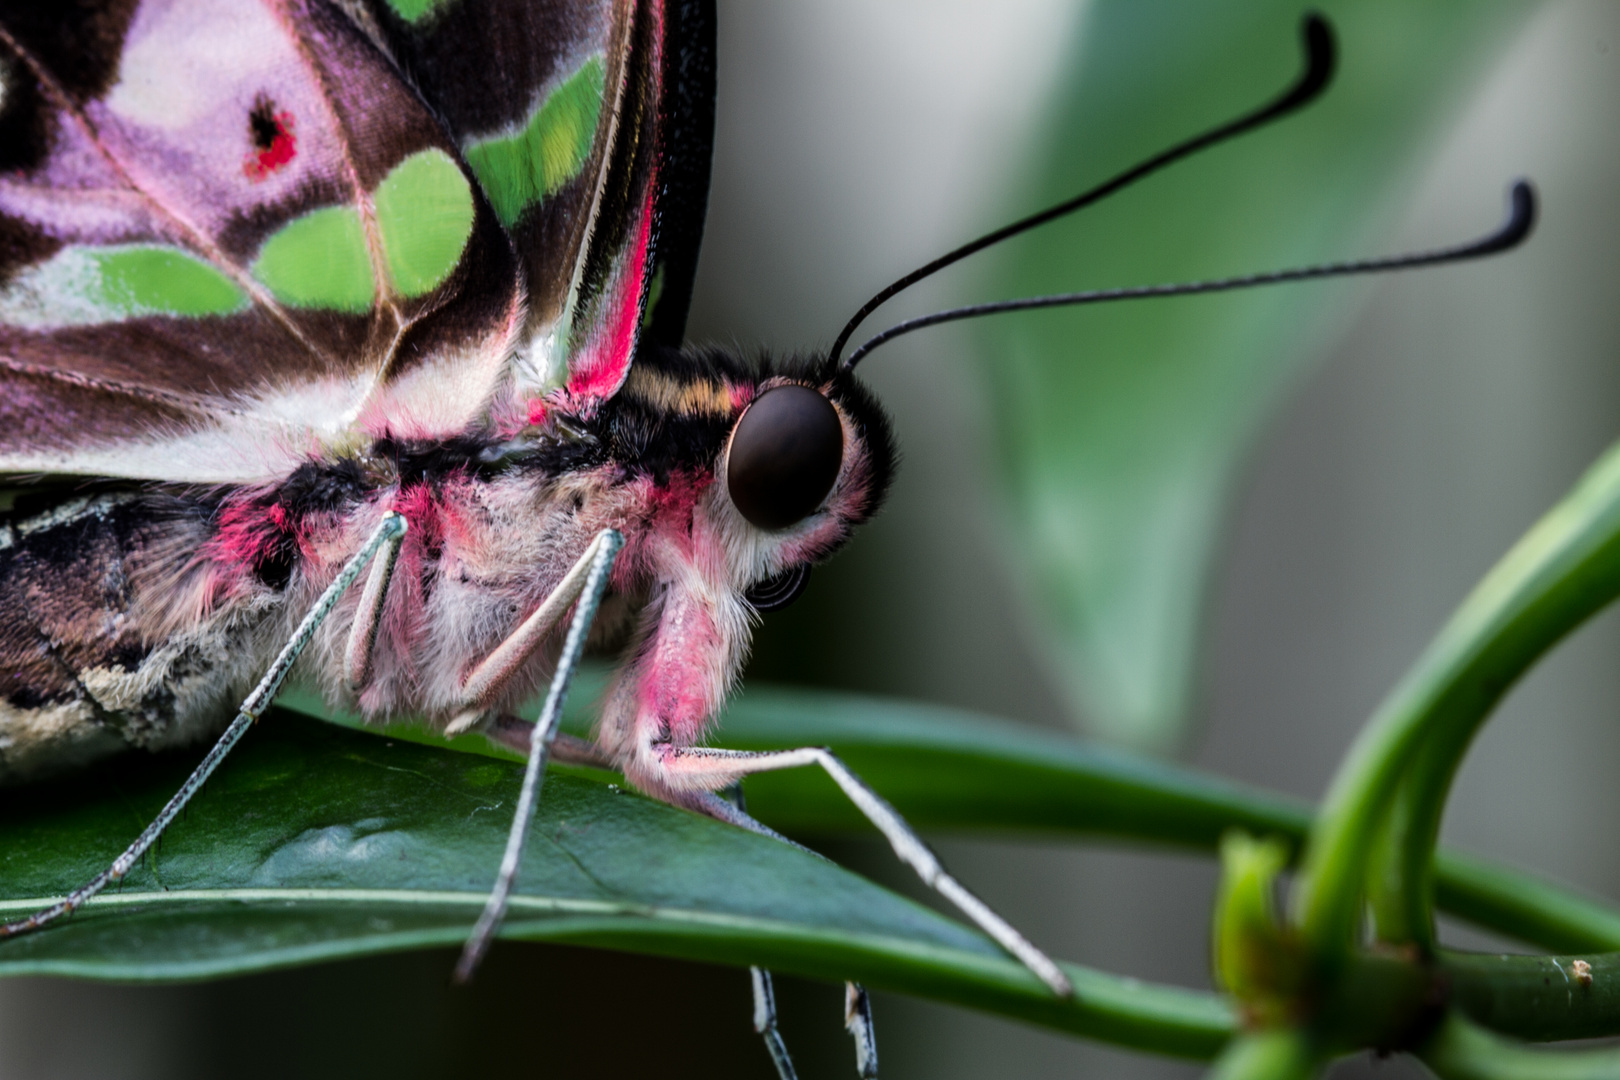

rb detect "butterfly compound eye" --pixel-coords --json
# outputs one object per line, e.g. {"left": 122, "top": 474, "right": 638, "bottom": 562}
{"left": 726, "top": 385, "right": 844, "bottom": 530}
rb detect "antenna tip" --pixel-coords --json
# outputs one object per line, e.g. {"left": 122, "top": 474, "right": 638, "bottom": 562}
{"left": 1299, "top": 13, "right": 1338, "bottom": 95}
{"left": 1507, "top": 179, "right": 1538, "bottom": 242}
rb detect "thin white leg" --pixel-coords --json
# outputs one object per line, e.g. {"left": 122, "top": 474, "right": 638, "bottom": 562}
{"left": 712, "top": 781, "right": 811, "bottom": 1080}
{"left": 845, "top": 982, "right": 878, "bottom": 1079}
{"left": 751, "top": 966, "right": 800, "bottom": 1080}
{"left": 0, "top": 512, "right": 408, "bottom": 939}
{"left": 452, "top": 529, "right": 623, "bottom": 982}
{"left": 656, "top": 744, "right": 1074, "bottom": 998}
{"left": 343, "top": 515, "right": 407, "bottom": 690}
{"left": 483, "top": 716, "right": 615, "bottom": 771}
{"left": 451, "top": 529, "right": 619, "bottom": 726}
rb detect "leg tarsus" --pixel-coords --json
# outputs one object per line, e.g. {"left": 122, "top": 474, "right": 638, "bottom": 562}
{"left": 343, "top": 514, "right": 407, "bottom": 691}
{"left": 751, "top": 966, "right": 800, "bottom": 1080}
{"left": 845, "top": 982, "right": 878, "bottom": 1079}
{"left": 652, "top": 742, "right": 1074, "bottom": 998}
{"left": 550, "top": 731, "right": 615, "bottom": 770}
{"left": 679, "top": 788, "right": 823, "bottom": 858}
{"left": 721, "top": 787, "right": 807, "bottom": 1080}
{"left": 484, "top": 716, "right": 616, "bottom": 771}
{"left": 453, "top": 530, "right": 623, "bottom": 983}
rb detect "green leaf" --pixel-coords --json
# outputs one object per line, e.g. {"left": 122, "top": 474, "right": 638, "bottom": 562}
{"left": 977, "top": 2, "right": 1528, "bottom": 748}
{"left": 279, "top": 676, "right": 1620, "bottom": 958}
{"left": 17, "top": 679, "right": 1618, "bottom": 1055}
{"left": 279, "top": 673, "right": 1312, "bottom": 846}
{"left": 0, "top": 712, "right": 1231, "bottom": 1058}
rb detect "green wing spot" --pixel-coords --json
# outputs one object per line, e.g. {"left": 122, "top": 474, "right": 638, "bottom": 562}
{"left": 0, "top": 244, "right": 247, "bottom": 327}
{"left": 93, "top": 246, "right": 246, "bottom": 317}
{"left": 375, "top": 148, "right": 475, "bottom": 297}
{"left": 464, "top": 56, "right": 606, "bottom": 227}
{"left": 382, "top": 0, "right": 452, "bottom": 24}
{"left": 252, "top": 206, "right": 375, "bottom": 312}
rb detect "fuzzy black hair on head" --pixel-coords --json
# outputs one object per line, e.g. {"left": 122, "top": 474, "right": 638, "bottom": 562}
{"left": 590, "top": 342, "right": 897, "bottom": 525}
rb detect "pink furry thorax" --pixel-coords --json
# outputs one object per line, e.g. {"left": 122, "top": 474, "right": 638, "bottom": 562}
{"left": 392, "top": 482, "right": 455, "bottom": 552}
{"left": 209, "top": 494, "right": 288, "bottom": 570}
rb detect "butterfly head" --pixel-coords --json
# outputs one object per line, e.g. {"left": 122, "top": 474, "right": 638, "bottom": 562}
{"left": 573, "top": 344, "right": 892, "bottom": 773}
{"left": 588, "top": 344, "right": 894, "bottom": 612}
{"left": 724, "top": 354, "right": 894, "bottom": 607}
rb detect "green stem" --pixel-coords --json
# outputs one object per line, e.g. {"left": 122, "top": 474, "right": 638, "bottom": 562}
{"left": 1421, "top": 1011, "right": 1620, "bottom": 1080}
{"left": 1435, "top": 850, "right": 1620, "bottom": 953}
{"left": 543, "top": 922, "right": 1239, "bottom": 1057}
{"left": 1295, "top": 438, "right": 1620, "bottom": 969}
{"left": 1443, "top": 950, "right": 1620, "bottom": 1042}
{"left": 1206, "top": 1029, "right": 1324, "bottom": 1080}
{"left": 1366, "top": 730, "right": 1458, "bottom": 950}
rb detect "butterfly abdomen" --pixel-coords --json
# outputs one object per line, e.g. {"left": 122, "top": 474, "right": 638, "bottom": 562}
{"left": 0, "top": 491, "right": 261, "bottom": 784}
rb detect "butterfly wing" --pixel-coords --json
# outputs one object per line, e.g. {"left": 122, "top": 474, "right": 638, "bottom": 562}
{"left": 351, "top": 0, "right": 714, "bottom": 414}
{"left": 0, "top": 0, "right": 714, "bottom": 483}
{"left": 0, "top": 0, "right": 532, "bottom": 482}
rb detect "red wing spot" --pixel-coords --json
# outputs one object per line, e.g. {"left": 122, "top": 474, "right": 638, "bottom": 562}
{"left": 243, "top": 97, "right": 297, "bottom": 181}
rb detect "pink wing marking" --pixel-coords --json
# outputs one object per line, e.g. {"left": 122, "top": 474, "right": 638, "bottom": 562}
{"left": 561, "top": 178, "right": 658, "bottom": 409}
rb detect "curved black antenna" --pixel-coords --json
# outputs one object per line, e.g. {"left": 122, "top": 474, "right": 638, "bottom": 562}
{"left": 829, "top": 12, "right": 1337, "bottom": 371}
{"left": 840, "top": 181, "right": 1536, "bottom": 369}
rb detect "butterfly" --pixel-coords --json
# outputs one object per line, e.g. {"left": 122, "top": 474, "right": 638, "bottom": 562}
{"left": 0, "top": 2, "right": 1533, "bottom": 1076}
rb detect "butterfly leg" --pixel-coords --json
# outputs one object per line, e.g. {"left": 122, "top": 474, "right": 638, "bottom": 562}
{"left": 650, "top": 745, "right": 1073, "bottom": 998}
{"left": 485, "top": 717, "right": 615, "bottom": 770}
{"left": 445, "top": 528, "right": 623, "bottom": 735}
{"left": 747, "top": 967, "right": 876, "bottom": 1079}
{"left": 0, "top": 512, "right": 408, "bottom": 940}
{"left": 452, "top": 530, "right": 623, "bottom": 982}
{"left": 342, "top": 509, "right": 408, "bottom": 690}
{"left": 845, "top": 982, "right": 879, "bottom": 1078}
{"left": 711, "top": 784, "right": 810, "bottom": 1080}
{"left": 750, "top": 966, "right": 800, "bottom": 1080}
{"left": 709, "top": 784, "right": 878, "bottom": 1079}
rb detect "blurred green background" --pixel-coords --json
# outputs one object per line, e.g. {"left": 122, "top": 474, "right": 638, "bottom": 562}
{"left": 7, "top": 2, "right": 1620, "bottom": 1077}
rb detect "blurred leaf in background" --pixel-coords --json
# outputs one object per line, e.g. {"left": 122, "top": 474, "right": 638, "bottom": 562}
{"left": 979, "top": 1, "right": 1529, "bottom": 750}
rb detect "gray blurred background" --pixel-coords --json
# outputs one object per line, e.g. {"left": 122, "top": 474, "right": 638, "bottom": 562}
{"left": 4, "top": 2, "right": 1619, "bottom": 1077}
